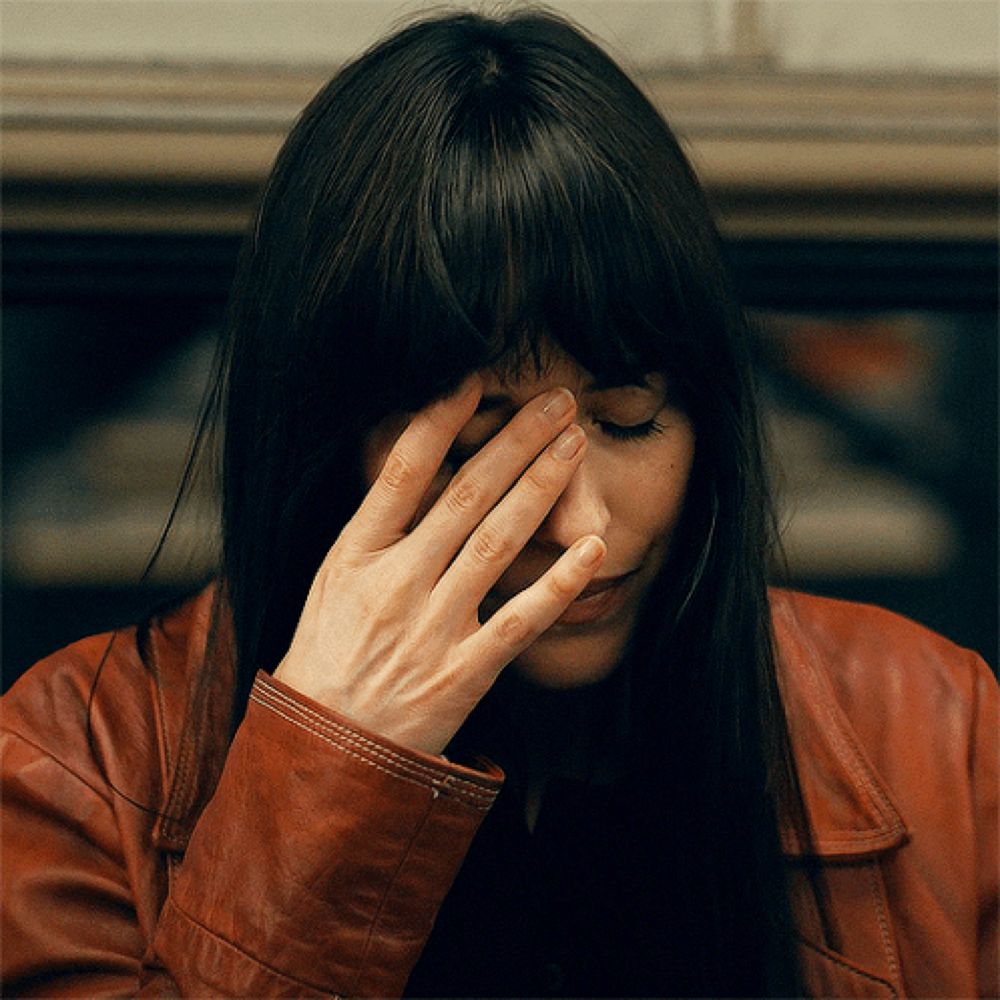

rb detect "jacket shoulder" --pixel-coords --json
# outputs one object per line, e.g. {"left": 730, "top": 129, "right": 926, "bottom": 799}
{"left": 770, "top": 588, "right": 997, "bottom": 862}
{"left": 770, "top": 588, "right": 990, "bottom": 717}
{"left": 1, "top": 588, "right": 219, "bottom": 803}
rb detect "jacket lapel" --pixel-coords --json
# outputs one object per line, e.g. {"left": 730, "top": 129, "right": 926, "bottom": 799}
{"left": 771, "top": 591, "right": 908, "bottom": 859}
{"left": 150, "top": 585, "right": 234, "bottom": 852}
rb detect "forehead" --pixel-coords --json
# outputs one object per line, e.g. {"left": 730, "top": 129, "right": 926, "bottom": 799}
{"left": 477, "top": 347, "right": 660, "bottom": 412}
{"left": 482, "top": 351, "right": 588, "bottom": 401}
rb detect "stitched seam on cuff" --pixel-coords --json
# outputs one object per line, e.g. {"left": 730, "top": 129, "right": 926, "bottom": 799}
{"left": 255, "top": 675, "right": 495, "bottom": 796}
{"left": 249, "top": 692, "right": 493, "bottom": 811}
{"left": 252, "top": 679, "right": 497, "bottom": 807}
{"left": 867, "top": 862, "right": 901, "bottom": 987}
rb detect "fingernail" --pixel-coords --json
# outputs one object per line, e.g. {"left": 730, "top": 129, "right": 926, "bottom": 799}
{"left": 552, "top": 424, "right": 585, "bottom": 460}
{"left": 542, "top": 388, "right": 574, "bottom": 421}
{"left": 576, "top": 536, "right": 605, "bottom": 567}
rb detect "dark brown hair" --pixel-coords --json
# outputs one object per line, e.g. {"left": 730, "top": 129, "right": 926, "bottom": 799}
{"left": 208, "top": 9, "right": 807, "bottom": 994}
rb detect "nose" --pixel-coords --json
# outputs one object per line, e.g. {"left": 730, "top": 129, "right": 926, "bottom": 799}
{"left": 534, "top": 451, "right": 611, "bottom": 550}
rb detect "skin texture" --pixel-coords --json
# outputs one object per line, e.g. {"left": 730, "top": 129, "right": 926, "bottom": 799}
{"left": 460, "top": 353, "right": 696, "bottom": 690}
{"left": 275, "top": 346, "right": 695, "bottom": 756}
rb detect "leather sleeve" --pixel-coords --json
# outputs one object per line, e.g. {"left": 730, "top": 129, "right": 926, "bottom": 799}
{"left": 152, "top": 673, "right": 502, "bottom": 997}
{"left": 971, "top": 653, "right": 999, "bottom": 998}
{"left": 2, "top": 671, "right": 502, "bottom": 998}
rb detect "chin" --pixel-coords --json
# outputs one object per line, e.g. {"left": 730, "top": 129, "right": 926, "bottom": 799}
{"left": 509, "top": 621, "right": 632, "bottom": 689}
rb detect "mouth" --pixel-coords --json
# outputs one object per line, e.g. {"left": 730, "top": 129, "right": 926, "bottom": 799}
{"left": 486, "top": 566, "right": 642, "bottom": 628}
{"left": 576, "top": 570, "right": 638, "bottom": 599}
{"left": 552, "top": 567, "right": 640, "bottom": 626}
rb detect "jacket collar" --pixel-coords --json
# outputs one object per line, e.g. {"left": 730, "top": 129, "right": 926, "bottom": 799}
{"left": 150, "top": 586, "right": 908, "bottom": 860}
{"left": 150, "top": 585, "right": 234, "bottom": 852}
{"left": 771, "top": 590, "right": 908, "bottom": 860}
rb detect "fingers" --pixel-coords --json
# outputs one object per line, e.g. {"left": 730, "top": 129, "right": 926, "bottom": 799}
{"left": 411, "top": 386, "right": 579, "bottom": 570}
{"left": 347, "top": 375, "right": 482, "bottom": 549}
{"left": 459, "top": 534, "right": 607, "bottom": 674}
{"left": 430, "top": 423, "right": 588, "bottom": 611}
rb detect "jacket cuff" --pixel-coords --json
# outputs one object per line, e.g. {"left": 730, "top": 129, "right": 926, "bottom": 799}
{"left": 154, "top": 671, "right": 503, "bottom": 998}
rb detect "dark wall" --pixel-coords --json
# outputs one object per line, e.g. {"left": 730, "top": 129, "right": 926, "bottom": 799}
{"left": 3, "top": 233, "right": 996, "bottom": 685}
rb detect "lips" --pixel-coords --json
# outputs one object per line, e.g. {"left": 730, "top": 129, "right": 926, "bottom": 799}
{"left": 550, "top": 567, "right": 640, "bottom": 626}
{"left": 576, "top": 569, "right": 638, "bottom": 600}
{"left": 493, "top": 567, "right": 638, "bottom": 604}
{"left": 554, "top": 573, "right": 632, "bottom": 626}
{"left": 484, "top": 564, "right": 642, "bottom": 628}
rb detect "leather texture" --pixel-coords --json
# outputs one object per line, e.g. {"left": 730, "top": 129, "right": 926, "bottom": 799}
{"left": 2, "top": 587, "right": 996, "bottom": 998}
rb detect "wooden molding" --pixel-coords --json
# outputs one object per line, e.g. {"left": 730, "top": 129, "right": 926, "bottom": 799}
{"left": 3, "top": 61, "right": 997, "bottom": 238}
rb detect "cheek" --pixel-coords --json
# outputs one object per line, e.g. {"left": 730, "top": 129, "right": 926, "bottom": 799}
{"left": 615, "top": 431, "right": 695, "bottom": 543}
{"left": 657, "top": 448, "right": 695, "bottom": 528}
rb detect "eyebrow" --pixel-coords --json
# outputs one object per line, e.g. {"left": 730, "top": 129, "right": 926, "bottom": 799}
{"left": 587, "top": 376, "right": 652, "bottom": 392}
{"left": 474, "top": 377, "right": 652, "bottom": 413}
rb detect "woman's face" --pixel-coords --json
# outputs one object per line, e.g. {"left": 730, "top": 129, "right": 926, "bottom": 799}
{"left": 364, "top": 346, "right": 695, "bottom": 688}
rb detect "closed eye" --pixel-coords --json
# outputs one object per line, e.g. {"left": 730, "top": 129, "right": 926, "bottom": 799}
{"left": 447, "top": 413, "right": 666, "bottom": 464}
{"left": 596, "top": 417, "right": 666, "bottom": 441}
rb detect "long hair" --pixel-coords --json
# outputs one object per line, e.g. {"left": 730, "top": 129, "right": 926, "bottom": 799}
{"left": 210, "top": 9, "right": 806, "bottom": 995}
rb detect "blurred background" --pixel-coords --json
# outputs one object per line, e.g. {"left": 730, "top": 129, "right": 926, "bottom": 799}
{"left": 3, "top": 0, "right": 997, "bottom": 684}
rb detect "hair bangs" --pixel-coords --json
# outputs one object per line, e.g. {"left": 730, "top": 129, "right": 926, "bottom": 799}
{"left": 328, "top": 103, "right": 700, "bottom": 422}
{"left": 424, "top": 107, "right": 696, "bottom": 392}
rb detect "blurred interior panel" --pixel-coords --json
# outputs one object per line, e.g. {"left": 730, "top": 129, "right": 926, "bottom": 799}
{"left": 3, "top": 0, "right": 997, "bottom": 683}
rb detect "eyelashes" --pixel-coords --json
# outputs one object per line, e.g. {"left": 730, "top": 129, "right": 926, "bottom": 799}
{"left": 446, "top": 415, "right": 665, "bottom": 466}
{"left": 594, "top": 417, "right": 666, "bottom": 442}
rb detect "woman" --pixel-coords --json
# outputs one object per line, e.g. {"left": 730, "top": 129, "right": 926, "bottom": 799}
{"left": 2, "top": 9, "right": 996, "bottom": 998}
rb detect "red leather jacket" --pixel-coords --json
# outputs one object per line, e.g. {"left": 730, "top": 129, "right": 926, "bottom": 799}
{"left": 2, "top": 588, "right": 996, "bottom": 998}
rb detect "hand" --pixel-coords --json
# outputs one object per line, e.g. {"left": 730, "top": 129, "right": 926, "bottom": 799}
{"left": 273, "top": 374, "right": 607, "bottom": 755}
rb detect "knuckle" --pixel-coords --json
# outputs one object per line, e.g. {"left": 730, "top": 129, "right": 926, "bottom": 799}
{"left": 494, "top": 610, "right": 531, "bottom": 646}
{"left": 380, "top": 449, "right": 417, "bottom": 493}
{"left": 469, "top": 526, "right": 511, "bottom": 566}
{"left": 445, "top": 471, "right": 483, "bottom": 515}
{"left": 522, "top": 463, "right": 557, "bottom": 494}
{"left": 547, "top": 568, "right": 580, "bottom": 601}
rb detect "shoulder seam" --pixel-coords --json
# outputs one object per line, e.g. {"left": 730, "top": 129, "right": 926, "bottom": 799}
{"left": 1, "top": 726, "right": 115, "bottom": 806}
